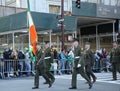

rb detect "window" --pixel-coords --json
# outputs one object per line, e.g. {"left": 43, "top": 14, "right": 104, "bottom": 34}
{"left": 49, "top": 5, "right": 60, "bottom": 14}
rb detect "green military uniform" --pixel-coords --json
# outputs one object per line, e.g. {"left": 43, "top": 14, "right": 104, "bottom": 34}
{"left": 34, "top": 49, "right": 44, "bottom": 88}
{"left": 84, "top": 49, "right": 96, "bottom": 82}
{"left": 42, "top": 47, "right": 55, "bottom": 83}
{"left": 110, "top": 46, "right": 120, "bottom": 80}
{"left": 70, "top": 45, "right": 92, "bottom": 89}
{"left": 33, "top": 48, "right": 52, "bottom": 88}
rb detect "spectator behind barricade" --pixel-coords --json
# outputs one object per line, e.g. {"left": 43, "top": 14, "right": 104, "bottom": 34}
{"left": 29, "top": 46, "right": 36, "bottom": 75}
{"left": 3, "top": 48, "right": 9, "bottom": 59}
{"left": 67, "top": 49, "right": 74, "bottom": 74}
{"left": 3, "top": 48, "right": 12, "bottom": 77}
{"left": 51, "top": 60, "right": 58, "bottom": 75}
{"left": 24, "top": 47, "right": 31, "bottom": 76}
{"left": 0, "top": 50, "right": 4, "bottom": 76}
{"left": 9, "top": 50, "right": 19, "bottom": 77}
{"left": 18, "top": 49, "right": 25, "bottom": 77}
{"left": 94, "top": 50, "right": 100, "bottom": 72}
{"left": 59, "top": 49, "right": 67, "bottom": 74}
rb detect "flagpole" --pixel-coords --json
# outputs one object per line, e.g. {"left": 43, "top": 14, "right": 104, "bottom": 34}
{"left": 27, "top": 0, "right": 31, "bottom": 50}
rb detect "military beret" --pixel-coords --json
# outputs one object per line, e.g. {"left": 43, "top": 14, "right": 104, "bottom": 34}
{"left": 72, "top": 38, "right": 79, "bottom": 42}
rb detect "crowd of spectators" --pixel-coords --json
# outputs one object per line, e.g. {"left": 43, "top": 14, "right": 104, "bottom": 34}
{"left": 0, "top": 47, "right": 112, "bottom": 78}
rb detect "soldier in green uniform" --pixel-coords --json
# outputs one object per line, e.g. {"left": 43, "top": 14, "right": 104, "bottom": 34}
{"left": 84, "top": 42, "right": 97, "bottom": 83}
{"left": 32, "top": 44, "right": 52, "bottom": 89}
{"left": 41, "top": 41, "right": 55, "bottom": 85}
{"left": 69, "top": 39, "right": 93, "bottom": 89}
{"left": 110, "top": 41, "right": 120, "bottom": 80}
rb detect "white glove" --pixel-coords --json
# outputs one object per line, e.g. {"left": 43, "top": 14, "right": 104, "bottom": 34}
{"left": 77, "top": 64, "right": 81, "bottom": 68}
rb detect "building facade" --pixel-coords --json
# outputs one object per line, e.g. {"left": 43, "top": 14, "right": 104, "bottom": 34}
{"left": 0, "top": 0, "right": 120, "bottom": 51}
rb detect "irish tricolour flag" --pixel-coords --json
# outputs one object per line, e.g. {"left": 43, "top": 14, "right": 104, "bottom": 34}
{"left": 27, "top": 0, "right": 38, "bottom": 55}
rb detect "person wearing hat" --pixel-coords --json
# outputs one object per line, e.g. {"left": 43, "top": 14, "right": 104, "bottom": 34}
{"left": 32, "top": 44, "right": 43, "bottom": 89}
{"left": 42, "top": 41, "right": 55, "bottom": 85}
{"left": 69, "top": 39, "right": 93, "bottom": 89}
{"left": 33, "top": 41, "right": 55, "bottom": 88}
{"left": 110, "top": 41, "right": 120, "bottom": 80}
{"left": 84, "top": 42, "right": 97, "bottom": 83}
{"left": 32, "top": 43, "right": 53, "bottom": 89}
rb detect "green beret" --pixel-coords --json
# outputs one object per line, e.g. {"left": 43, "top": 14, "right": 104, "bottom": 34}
{"left": 73, "top": 38, "right": 79, "bottom": 42}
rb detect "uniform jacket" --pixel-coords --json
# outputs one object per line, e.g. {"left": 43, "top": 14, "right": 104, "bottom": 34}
{"left": 110, "top": 46, "right": 120, "bottom": 63}
{"left": 73, "top": 45, "right": 81, "bottom": 68}
{"left": 83, "top": 49, "right": 95, "bottom": 66}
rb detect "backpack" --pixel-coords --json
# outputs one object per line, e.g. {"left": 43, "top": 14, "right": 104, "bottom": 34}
{"left": 18, "top": 52, "right": 25, "bottom": 59}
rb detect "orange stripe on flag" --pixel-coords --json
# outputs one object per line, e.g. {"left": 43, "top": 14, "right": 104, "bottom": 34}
{"left": 29, "top": 25, "right": 38, "bottom": 55}
{"left": 30, "top": 25, "right": 37, "bottom": 44}
{"left": 28, "top": 11, "right": 38, "bottom": 55}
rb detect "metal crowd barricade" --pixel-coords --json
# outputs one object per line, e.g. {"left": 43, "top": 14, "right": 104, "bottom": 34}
{"left": 0, "top": 59, "right": 35, "bottom": 79}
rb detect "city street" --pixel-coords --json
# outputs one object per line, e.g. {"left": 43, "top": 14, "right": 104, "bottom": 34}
{"left": 0, "top": 72, "right": 120, "bottom": 91}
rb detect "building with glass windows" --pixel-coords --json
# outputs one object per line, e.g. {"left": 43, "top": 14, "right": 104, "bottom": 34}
{"left": 0, "top": 0, "right": 120, "bottom": 51}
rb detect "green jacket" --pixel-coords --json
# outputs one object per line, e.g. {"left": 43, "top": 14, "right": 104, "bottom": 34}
{"left": 39, "top": 47, "right": 53, "bottom": 70}
{"left": 110, "top": 46, "right": 120, "bottom": 63}
{"left": 73, "top": 46, "right": 81, "bottom": 68}
{"left": 35, "top": 49, "right": 43, "bottom": 70}
{"left": 83, "top": 49, "right": 95, "bottom": 66}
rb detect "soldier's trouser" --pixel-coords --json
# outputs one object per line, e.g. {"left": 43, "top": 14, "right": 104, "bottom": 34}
{"left": 42, "top": 73, "right": 51, "bottom": 84}
{"left": 46, "top": 70, "right": 55, "bottom": 82}
{"left": 112, "top": 62, "right": 119, "bottom": 79}
{"left": 34, "top": 69, "right": 40, "bottom": 87}
{"left": 79, "top": 66, "right": 91, "bottom": 84}
{"left": 71, "top": 66, "right": 91, "bottom": 87}
{"left": 71, "top": 67, "right": 77, "bottom": 87}
{"left": 34, "top": 69, "right": 52, "bottom": 87}
{"left": 85, "top": 65, "right": 96, "bottom": 80}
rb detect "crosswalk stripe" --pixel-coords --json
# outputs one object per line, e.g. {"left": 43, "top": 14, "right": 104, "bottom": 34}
{"left": 55, "top": 72, "right": 120, "bottom": 85}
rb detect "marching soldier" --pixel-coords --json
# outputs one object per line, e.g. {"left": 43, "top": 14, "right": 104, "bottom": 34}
{"left": 69, "top": 39, "right": 93, "bottom": 89}
{"left": 32, "top": 44, "right": 52, "bottom": 89}
{"left": 41, "top": 41, "right": 55, "bottom": 85}
{"left": 84, "top": 42, "right": 97, "bottom": 83}
{"left": 110, "top": 41, "right": 120, "bottom": 80}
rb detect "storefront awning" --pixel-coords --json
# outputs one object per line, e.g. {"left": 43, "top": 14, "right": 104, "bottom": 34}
{"left": 0, "top": 11, "right": 77, "bottom": 34}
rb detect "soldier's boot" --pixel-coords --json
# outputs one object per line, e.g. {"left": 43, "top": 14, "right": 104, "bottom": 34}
{"left": 89, "top": 82, "right": 93, "bottom": 89}
{"left": 32, "top": 87, "right": 39, "bottom": 89}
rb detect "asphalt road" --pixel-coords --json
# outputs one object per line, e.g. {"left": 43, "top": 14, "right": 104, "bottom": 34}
{"left": 0, "top": 73, "right": 120, "bottom": 91}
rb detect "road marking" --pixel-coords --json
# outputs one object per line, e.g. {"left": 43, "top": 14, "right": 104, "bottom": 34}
{"left": 55, "top": 73, "right": 120, "bottom": 85}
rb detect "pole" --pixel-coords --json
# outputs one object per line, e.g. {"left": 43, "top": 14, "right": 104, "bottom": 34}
{"left": 12, "top": 32, "right": 15, "bottom": 50}
{"left": 49, "top": 30, "right": 52, "bottom": 47}
{"left": 113, "top": 21, "right": 115, "bottom": 41}
{"left": 61, "top": 0, "right": 64, "bottom": 49}
{"left": 96, "top": 25, "right": 98, "bottom": 50}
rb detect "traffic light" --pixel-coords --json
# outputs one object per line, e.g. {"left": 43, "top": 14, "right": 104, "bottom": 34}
{"left": 76, "top": 0, "right": 80, "bottom": 9}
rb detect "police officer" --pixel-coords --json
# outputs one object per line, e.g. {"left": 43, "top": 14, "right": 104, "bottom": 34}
{"left": 42, "top": 41, "right": 55, "bottom": 85}
{"left": 69, "top": 39, "right": 93, "bottom": 89}
{"left": 110, "top": 41, "right": 120, "bottom": 80}
{"left": 32, "top": 44, "right": 52, "bottom": 89}
{"left": 84, "top": 42, "right": 97, "bottom": 83}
